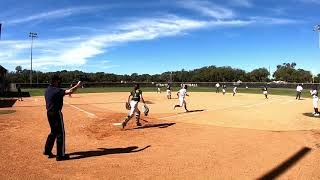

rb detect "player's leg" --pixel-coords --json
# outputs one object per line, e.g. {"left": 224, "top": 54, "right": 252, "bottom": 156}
{"left": 135, "top": 108, "right": 141, "bottom": 126}
{"left": 56, "top": 111, "right": 68, "bottom": 161}
{"left": 313, "top": 98, "right": 319, "bottom": 116}
{"left": 174, "top": 97, "right": 183, "bottom": 109}
{"left": 122, "top": 101, "right": 138, "bottom": 128}
{"left": 183, "top": 100, "right": 189, "bottom": 112}
{"left": 44, "top": 112, "right": 58, "bottom": 158}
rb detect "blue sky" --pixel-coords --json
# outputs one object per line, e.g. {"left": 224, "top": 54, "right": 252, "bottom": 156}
{"left": 0, "top": 0, "right": 319, "bottom": 75}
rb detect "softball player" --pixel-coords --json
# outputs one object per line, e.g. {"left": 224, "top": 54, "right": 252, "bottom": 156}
{"left": 310, "top": 86, "right": 319, "bottom": 116}
{"left": 44, "top": 74, "right": 82, "bottom": 161}
{"left": 296, "top": 84, "right": 303, "bottom": 100}
{"left": 222, "top": 84, "right": 226, "bottom": 95}
{"left": 262, "top": 86, "right": 268, "bottom": 99}
{"left": 174, "top": 84, "right": 189, "bottom": 112}
{"left": 121, "top": 84, "right": 146, "bottom": 129}
{"left": 166, "top": 84, "right": 172, "bottom": 99}
{"left": 233, "top": 86, "right": 237, "bottom": 96}
{"left": 215, "top": 83, "right": 220, "bottom": 93}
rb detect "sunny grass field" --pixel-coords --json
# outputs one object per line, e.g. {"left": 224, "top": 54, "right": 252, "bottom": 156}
{"left": 23, "top": 87, "right": 312, "bottom": 98}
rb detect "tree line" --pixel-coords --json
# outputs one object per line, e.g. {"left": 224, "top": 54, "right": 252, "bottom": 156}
{"left": 5, "top": 63, "right": 319, "bottom": 84}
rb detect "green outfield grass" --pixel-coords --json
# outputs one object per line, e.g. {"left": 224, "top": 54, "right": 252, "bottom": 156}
{"left": 22, "top": 87, "right": 312, "bottom": 98}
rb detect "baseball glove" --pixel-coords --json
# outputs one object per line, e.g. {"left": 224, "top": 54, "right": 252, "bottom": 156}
{"left": 125, "top": 102, "right": 131, "bottom": 110}
{"left": 142, "top": 104, "right": 149, "bottom": 116}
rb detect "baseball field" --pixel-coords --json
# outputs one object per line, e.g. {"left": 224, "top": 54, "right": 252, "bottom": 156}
{"left": 1, "top": 90, "right": 320, "bottom": 179}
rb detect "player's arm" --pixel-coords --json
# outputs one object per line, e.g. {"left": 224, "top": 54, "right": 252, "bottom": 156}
{"left": 177, "top": 91, "right": 180, "bottom": 97}
{"left": 141, "top": 94, "right": 146, "bottom": 104}
{"left": 128, "top": 94, "right": 132, "bottom": 103}
{"left": 65, "top": 81, "right": 82, "bottom": 95}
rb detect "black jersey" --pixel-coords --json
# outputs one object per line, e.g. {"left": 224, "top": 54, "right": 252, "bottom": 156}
{"left": 45, "top": 85, "right": 65, "bottom": 112}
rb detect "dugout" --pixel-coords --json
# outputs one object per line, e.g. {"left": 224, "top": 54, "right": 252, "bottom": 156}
{"left": 0, "top": 65, "right": 8, "bottom": 95}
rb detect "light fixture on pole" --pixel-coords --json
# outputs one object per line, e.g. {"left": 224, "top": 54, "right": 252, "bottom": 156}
{"left": 314, "top": 24, "right": 320, "bottom": 48}
{"left": 29, "top": 32, "right": 37, "bottom": 86}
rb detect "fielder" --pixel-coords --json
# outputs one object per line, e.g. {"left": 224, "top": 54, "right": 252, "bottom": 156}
{"left": 233, "top": 86, "right": 237, "bottom": 96}
{"left": 166, "top": 84, "right": 172, "bottom": 99}
{"left": 215, "top": 82, "right": 220, "bottom": 93}
{"left": 262, "top": 86, "right": 268, "bottom": 99}
{"left": 120, "top": 84, "right": 146, "bottom": 129}
{"left": 310, "top": 86, "right": 319, "bottom": 116}
{"left": 174, "top": 84, "right": 189, "bottom": 112}
{"left": 222, "top": 84, "right": 226, "bottom": 95}
{"left": 296, "top": 84, "right": 303, "bottom": 100}
{"left": 157, "top": 86, "right": 161, "bottom": 93}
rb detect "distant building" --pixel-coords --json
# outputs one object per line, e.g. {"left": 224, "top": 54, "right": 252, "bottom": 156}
{"left": 0, "top": 65, "right": 8, "bottom": 95}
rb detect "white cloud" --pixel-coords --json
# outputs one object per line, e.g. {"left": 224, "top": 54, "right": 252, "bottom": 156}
{"left": 5, "top": 5, "right": 107, "bottom": 25}
{"left": 0, "top": 15, "right": 252, "bottom": 70}
{"left": 250, "top": 17, "right": 300, "bottom": 25}
{"left": 177, "top": 0, "right": 235, "bottom": 19}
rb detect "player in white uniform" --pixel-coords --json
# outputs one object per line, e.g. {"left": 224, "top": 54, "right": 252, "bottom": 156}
{"left": 174, "top": 85, "right": 189, "bottom": 112}
{"left": 296, "top": 84, "right": 303, "bottom": 100}
{"left": 262, "top": 86, "right": 268, "bottom": 99}
{"left": 310, "top": 86, "right": 319, "bottom": 116}
{"left": 215, "top": 83, "right": 220, "bottom": 93}
{"left": 222, "top": 84, "right": 226, "bottom": 95}
{"left": 233, "top": 86, "right": 237, "bottom": 96}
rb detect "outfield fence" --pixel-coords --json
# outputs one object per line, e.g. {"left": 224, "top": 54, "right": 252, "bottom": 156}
{"left": 13, "top": 82, "right": 320, "bottom": 90}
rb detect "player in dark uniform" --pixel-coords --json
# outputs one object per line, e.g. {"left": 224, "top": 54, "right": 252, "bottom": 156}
{"left": 120, "top": 84, "right": 146, "bottom": 129}
{"left": 17, "top": 84, "right": 23, "bottom": 101}
{"left": 43, "top": 74, "right": 82, "bottom": 161}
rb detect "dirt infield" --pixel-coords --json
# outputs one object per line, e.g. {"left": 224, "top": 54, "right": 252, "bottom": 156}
{"left": 1, "top": 92, "right": 320, "bottom": 179}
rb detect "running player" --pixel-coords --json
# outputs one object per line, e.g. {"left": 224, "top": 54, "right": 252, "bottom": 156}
{"left": 296, "top": 84, "right": 303, "bottom": 100}
{"left": 222, "top": 84, "right": 226, "bottom": 95}
{"left": 262, "top": 86, "right": 268, "bottom": 99}
{"left": 233, "top": 86, "right": 237, "bottom": 96}
{"left": 174, "top": 84, "right": 189, "bottom": 112}
{"left": 121, "top": 84, "right": 146, "bottom": 129}
{"left": 215, "top": 82, "right": 220, "bottom": 93}
{"left": 157, "top": 86, "right": 161, "bottom": 94}
{"left": 310, "top": 86, "right": 319, "bottom": 116}
{"left": 166, "top": 84, "right": 172, "bottom": 99}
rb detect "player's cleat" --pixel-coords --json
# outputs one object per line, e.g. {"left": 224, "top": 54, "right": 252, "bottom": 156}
{"left": 113, "top": 122, "right": 126, "bottom": 129}
{"left": 56, "top": 155, "right": 70, "bottom": 161}
{"left": 314, "top": 113, "right": 320, "bottom": 117}
{"left": 136, "top": 122, "right": 142, "bottom": 127}
{"left": 43, "top": 151, "right": 54, "bottom": 158}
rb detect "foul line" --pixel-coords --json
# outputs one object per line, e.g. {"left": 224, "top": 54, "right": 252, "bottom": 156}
{"left": 65, "top": 102, "right": 96, "bottom": 118}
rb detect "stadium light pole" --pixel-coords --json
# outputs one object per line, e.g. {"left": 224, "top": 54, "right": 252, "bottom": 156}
{"left": 29, "top": 32, "right": 37, "bottom": 86}
{"left": 314, "top": 24, "right": 320, "bottom": 48}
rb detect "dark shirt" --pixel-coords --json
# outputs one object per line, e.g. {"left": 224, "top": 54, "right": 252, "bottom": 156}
{"left": 130, "top": 89, "right": 142, "bottom": 102}
{"left": 45, "top": 85, "right": 65, "bottom": 112}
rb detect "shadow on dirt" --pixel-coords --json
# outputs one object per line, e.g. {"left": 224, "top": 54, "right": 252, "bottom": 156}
{"left": 177, "top": 109, "right": 206, "bottom": 114}
{"left": 257, "top": 147, "right": 312, "bottom": 180}
{"left": 130, "top": 123, "right": 176, "bottom": 130}
{"left": 303, "top": 113, "right": 320, "bottom": 118}
{"left": 69, "top": 145, "right": 151, "bottom": 160}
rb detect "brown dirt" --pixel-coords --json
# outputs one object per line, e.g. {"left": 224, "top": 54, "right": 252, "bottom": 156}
{"left": 1, "top": 92, "right": 320, "bottom": 179}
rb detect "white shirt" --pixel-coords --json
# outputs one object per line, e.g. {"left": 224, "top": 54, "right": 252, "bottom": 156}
{"left": 296, "top": 86, "right": 303, "bottom": 92}
{"left": 215, "top": 83, "right": 220, "bottom": 88}
{"left": 178, "top": 88, "right": 187, "bottom": 98}
{"left": 311, "top": 90, "right": 318, "bottom": 98}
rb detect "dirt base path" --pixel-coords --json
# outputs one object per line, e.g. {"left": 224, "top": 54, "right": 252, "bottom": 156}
{"left": 1, "top": 93, "right": 320, "bottom": 179}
